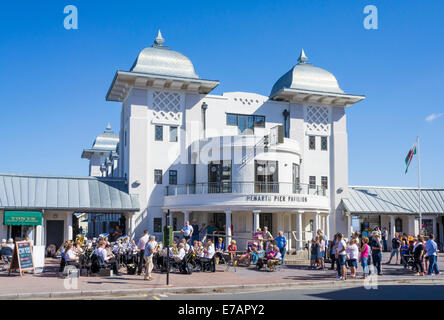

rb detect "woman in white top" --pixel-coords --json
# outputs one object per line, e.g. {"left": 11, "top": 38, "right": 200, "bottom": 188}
{"left": 316, "top": 236, "right": 326, "bottom": 270}
{"left": 335, "top": 233, "right": 348, "bottom": 280}
{"left": 346, "top": 239, "right": 359, "bottom": 278}
{"left": 65, "top": 244, "right": 81, "bottom": 270}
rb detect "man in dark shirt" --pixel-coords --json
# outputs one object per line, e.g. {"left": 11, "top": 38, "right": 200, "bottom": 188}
{"left": 370, "top": 233, "right": 383, "bottom": 275}
{"left": 387, "top": 232, "right": 402, "bottom": 264}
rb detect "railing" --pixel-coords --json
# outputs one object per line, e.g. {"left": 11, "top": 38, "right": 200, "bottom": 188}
{"left": 165, "top": 182, "right": 327, "bottom": 197}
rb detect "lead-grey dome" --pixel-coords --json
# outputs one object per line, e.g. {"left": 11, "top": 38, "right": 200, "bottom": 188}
{"left": 270, "top": 49, "right": 344, "bottom": 98}
{"left": 130, "top": 30, "right": 199, "bottom": 79}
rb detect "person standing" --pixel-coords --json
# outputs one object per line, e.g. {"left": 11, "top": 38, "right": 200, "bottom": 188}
{"left": 382, "top": 228, "right": 388, "bottom": 252}
{"left": 330, "top": 234, "right": 338, "bottom": 270}
{"left": 143, "top": 236, "right": 157, "bottom": 281}
{"left": 262, "top": 226, "right": 274, "bottom": 250}
{"left": 181, "top": 221, "right": 194, "bottom": 243}
{"left": 413, "top": 236, "right": 425, "bottom": 276}
{"left": 191, "top": 221, "right": 200, "bottom": 243}
{"left": 387, "top": 232, "right": 401, "bottom": 264}
{"left": 346, "top": 239, "right": 359, "bottom": 278}
{"left": 316, "top": 235, "right": 325, "bottom": 270}
{"left": 426, "top": 234, "right": 440, "bottom": 276}
{"left": 335, "top": 233, "right": 347, "bottom": 280}
{"left": 274, "top": 231, "right": 287, "bottom": 264}
{"left": 137, "top": 230, "right": 149, "bottom": 275}
{"left": 370, "top": 232, "right": 383, "bottom": 275}
{"left": 359, "top": 237, "right": 370, "bottom": 279}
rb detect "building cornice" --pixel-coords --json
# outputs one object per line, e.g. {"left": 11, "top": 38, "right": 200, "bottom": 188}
{"left": 106, "top": 70, "right": 220, "bottom": 102}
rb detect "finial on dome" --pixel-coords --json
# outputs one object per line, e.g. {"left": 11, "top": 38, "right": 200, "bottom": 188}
{"left": 154, "top": 30, "right": 165, "bottom": 46}
{"left": 105, "top": 123, "right": 112, "bottom": 131}
{"left": 298, "top": 49, "right": 308, "bottom": 64}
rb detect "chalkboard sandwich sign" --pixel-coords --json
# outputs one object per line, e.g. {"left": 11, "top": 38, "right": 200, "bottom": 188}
{"left": 8, "top": 240, "right": 35, "bottom": 276}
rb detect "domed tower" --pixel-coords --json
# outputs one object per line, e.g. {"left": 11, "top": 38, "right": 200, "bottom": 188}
{"left": 81, "top": 124, "right": 119, "bottom": 177}
{"left": 106, "top": 31, "right": 219, "bottom": 239}
{"left": 270, "top": 49, "right": 365, "bottom": 237}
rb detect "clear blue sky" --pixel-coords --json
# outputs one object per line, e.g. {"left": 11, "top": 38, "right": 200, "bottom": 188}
{"left": 0, "top": 1, "right": 443, "bottom": 187}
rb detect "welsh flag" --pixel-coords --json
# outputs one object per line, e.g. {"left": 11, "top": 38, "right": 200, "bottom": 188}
{"left": 405, "top": 142, "right": 417, "bottom": 174}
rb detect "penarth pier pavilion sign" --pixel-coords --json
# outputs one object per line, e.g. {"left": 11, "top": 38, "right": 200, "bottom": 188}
{"left": 246, "top": 194, "right": 308, "bottom": 203}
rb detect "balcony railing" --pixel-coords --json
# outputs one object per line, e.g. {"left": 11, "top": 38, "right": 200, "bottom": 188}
{"left": 165, "top": 182, "right": 327, "bottom": 197}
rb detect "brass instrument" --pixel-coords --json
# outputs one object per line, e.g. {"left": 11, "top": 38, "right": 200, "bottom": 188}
{"left": 76, "top": 235, "right": 85, "bottom": 246}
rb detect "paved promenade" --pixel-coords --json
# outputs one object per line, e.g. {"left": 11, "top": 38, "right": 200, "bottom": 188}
{"left": 0, "top": 252, "right": 443, "bottom": 299}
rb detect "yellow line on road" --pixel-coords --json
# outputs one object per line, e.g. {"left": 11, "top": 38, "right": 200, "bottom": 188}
{"left": 152, "top": 295, "right": 160, "bottom": 300}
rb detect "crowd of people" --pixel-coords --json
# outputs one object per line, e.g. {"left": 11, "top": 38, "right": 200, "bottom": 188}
{"left": 52, "top": 220, "right": 290, "bottom": 278}
{"left": 308, "top": 227, "right": 441, "bottom": 280}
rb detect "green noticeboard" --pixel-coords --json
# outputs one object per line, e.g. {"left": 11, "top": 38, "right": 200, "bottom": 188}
{"left": 4, "top": 211, "right": 42, "bottom": 226}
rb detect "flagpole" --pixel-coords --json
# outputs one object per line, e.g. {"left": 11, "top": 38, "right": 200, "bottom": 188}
{"left": 417, "top": 136, "right": 422, "bottom": 235}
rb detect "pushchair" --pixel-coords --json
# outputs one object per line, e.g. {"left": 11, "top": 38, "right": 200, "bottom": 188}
{"left": 402, "top": 245, "right": 416, "bottom": 271}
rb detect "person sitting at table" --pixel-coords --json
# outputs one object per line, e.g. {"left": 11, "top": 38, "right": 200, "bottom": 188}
{"left": 171, "top": 243, "right": 186, "bottom": 261}
{"left": 266, "top": 243, "right": 275, "bottom": 255}
{"left": 215, "top": 237, "right": 225, "bottom": 253}
{"left": 180, "top": 238, "right": 190, "bottom": 253}
{"left": 199, "top": 239, "right": 216, "bottom": 271}
{"left": 267, "top": 246, "right": 282, "bottom": 269}
{"left": 227, "top": 240, "right": 237, "bottom": 261}
{"left": 95, "top": 241, "right": 121, "bottom": 276}
{"left": 253, "top": 228, "right": 263, "bottom": 244}
{"left": 251, "top": 243, "right": 265, "bottom": 265}
{"left": 64, "top": 244, "right": 81, "bottom": 270}
{"left": 266, "top": 245, "right": 277, "bottom": 260}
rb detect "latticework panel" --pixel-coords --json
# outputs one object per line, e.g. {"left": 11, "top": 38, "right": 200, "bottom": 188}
{"left": 305, "top": 105, "right": 330, "bottom": 135}
{"left": 152, "top": 91, "right": 182, "bottom": 123}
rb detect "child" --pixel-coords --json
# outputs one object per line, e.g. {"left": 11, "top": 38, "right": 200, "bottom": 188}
{"left": 310, "top": 239, "right": 318, "bottom": 269}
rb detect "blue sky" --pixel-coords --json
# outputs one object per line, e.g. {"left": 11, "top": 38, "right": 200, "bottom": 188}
{"left": 0, "top": 0, "right": 443, "bottom": 187}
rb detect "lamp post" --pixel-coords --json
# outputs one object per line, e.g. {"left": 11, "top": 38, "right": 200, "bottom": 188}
{"left": 165, "top": 209, "right": 171, "bottom": 285}
{"left": 110, "top": 151, "right": 119, "bottom": 177}
{"left": 201, "top": 102, "right": 208, "bottom": 139}
{"left": 100, "top": 164, "right": 107, "bottom": 177}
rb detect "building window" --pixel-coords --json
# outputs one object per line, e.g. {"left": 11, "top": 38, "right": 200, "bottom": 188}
{"left": 170, "top": 126, "right": 178, "bottom": 142}
{"left": 208, "top": 161, "right": 232, "bottom": 193}
{"left": 321, "top": 176, "right": 328, "bottom": 190}
{"left": 124, "top": 131, "right": 127, "bottom": 146}
{"left": 155, "top": 125, "right": 163, "bottom": 141}
{"left": 309, "top": 136, "right": 316, "bottom": 150}
{"left": 253, "top": 115, "right": 265, "bottom": 128}
{"left": 154, "top": 169, "right": 162, "bottom": 184}
{"left": 226, "top": 113, "right": 237, "bottom": 126}
{"left": 309, "top": 220, "right": 314, "bottom": 232}
{"left": 309, "top": 176, "right": 316, "bottom": 189}
{"left": 169, "top": 170, "right": 177, "bottom": 185}
{"left": 226, "top": 113, "right": 266, "bottom": 134}
{"left": 395, "top": 218, "right": 403, "bottom": 233}
{"left": 153, "top": 218, "right": 162, "bottom": 233}
{"left": 292, "top": 163, "right": 300, "bottom": 193}
{"left": 321, "top": 136, "right": 328, "bottom": 151}
{"left": 255, "top": 160, "right": 279, "bottom": 193}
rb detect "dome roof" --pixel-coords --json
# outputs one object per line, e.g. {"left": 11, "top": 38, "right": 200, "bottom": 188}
{"left": 270, "top": 49, "right": 344, "bottom": 98}
{"left": 130, "top": 30, "right": 199, "bottom": 79}
{"left": 91, "top": 123, "right": 119, "bottom": 151}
